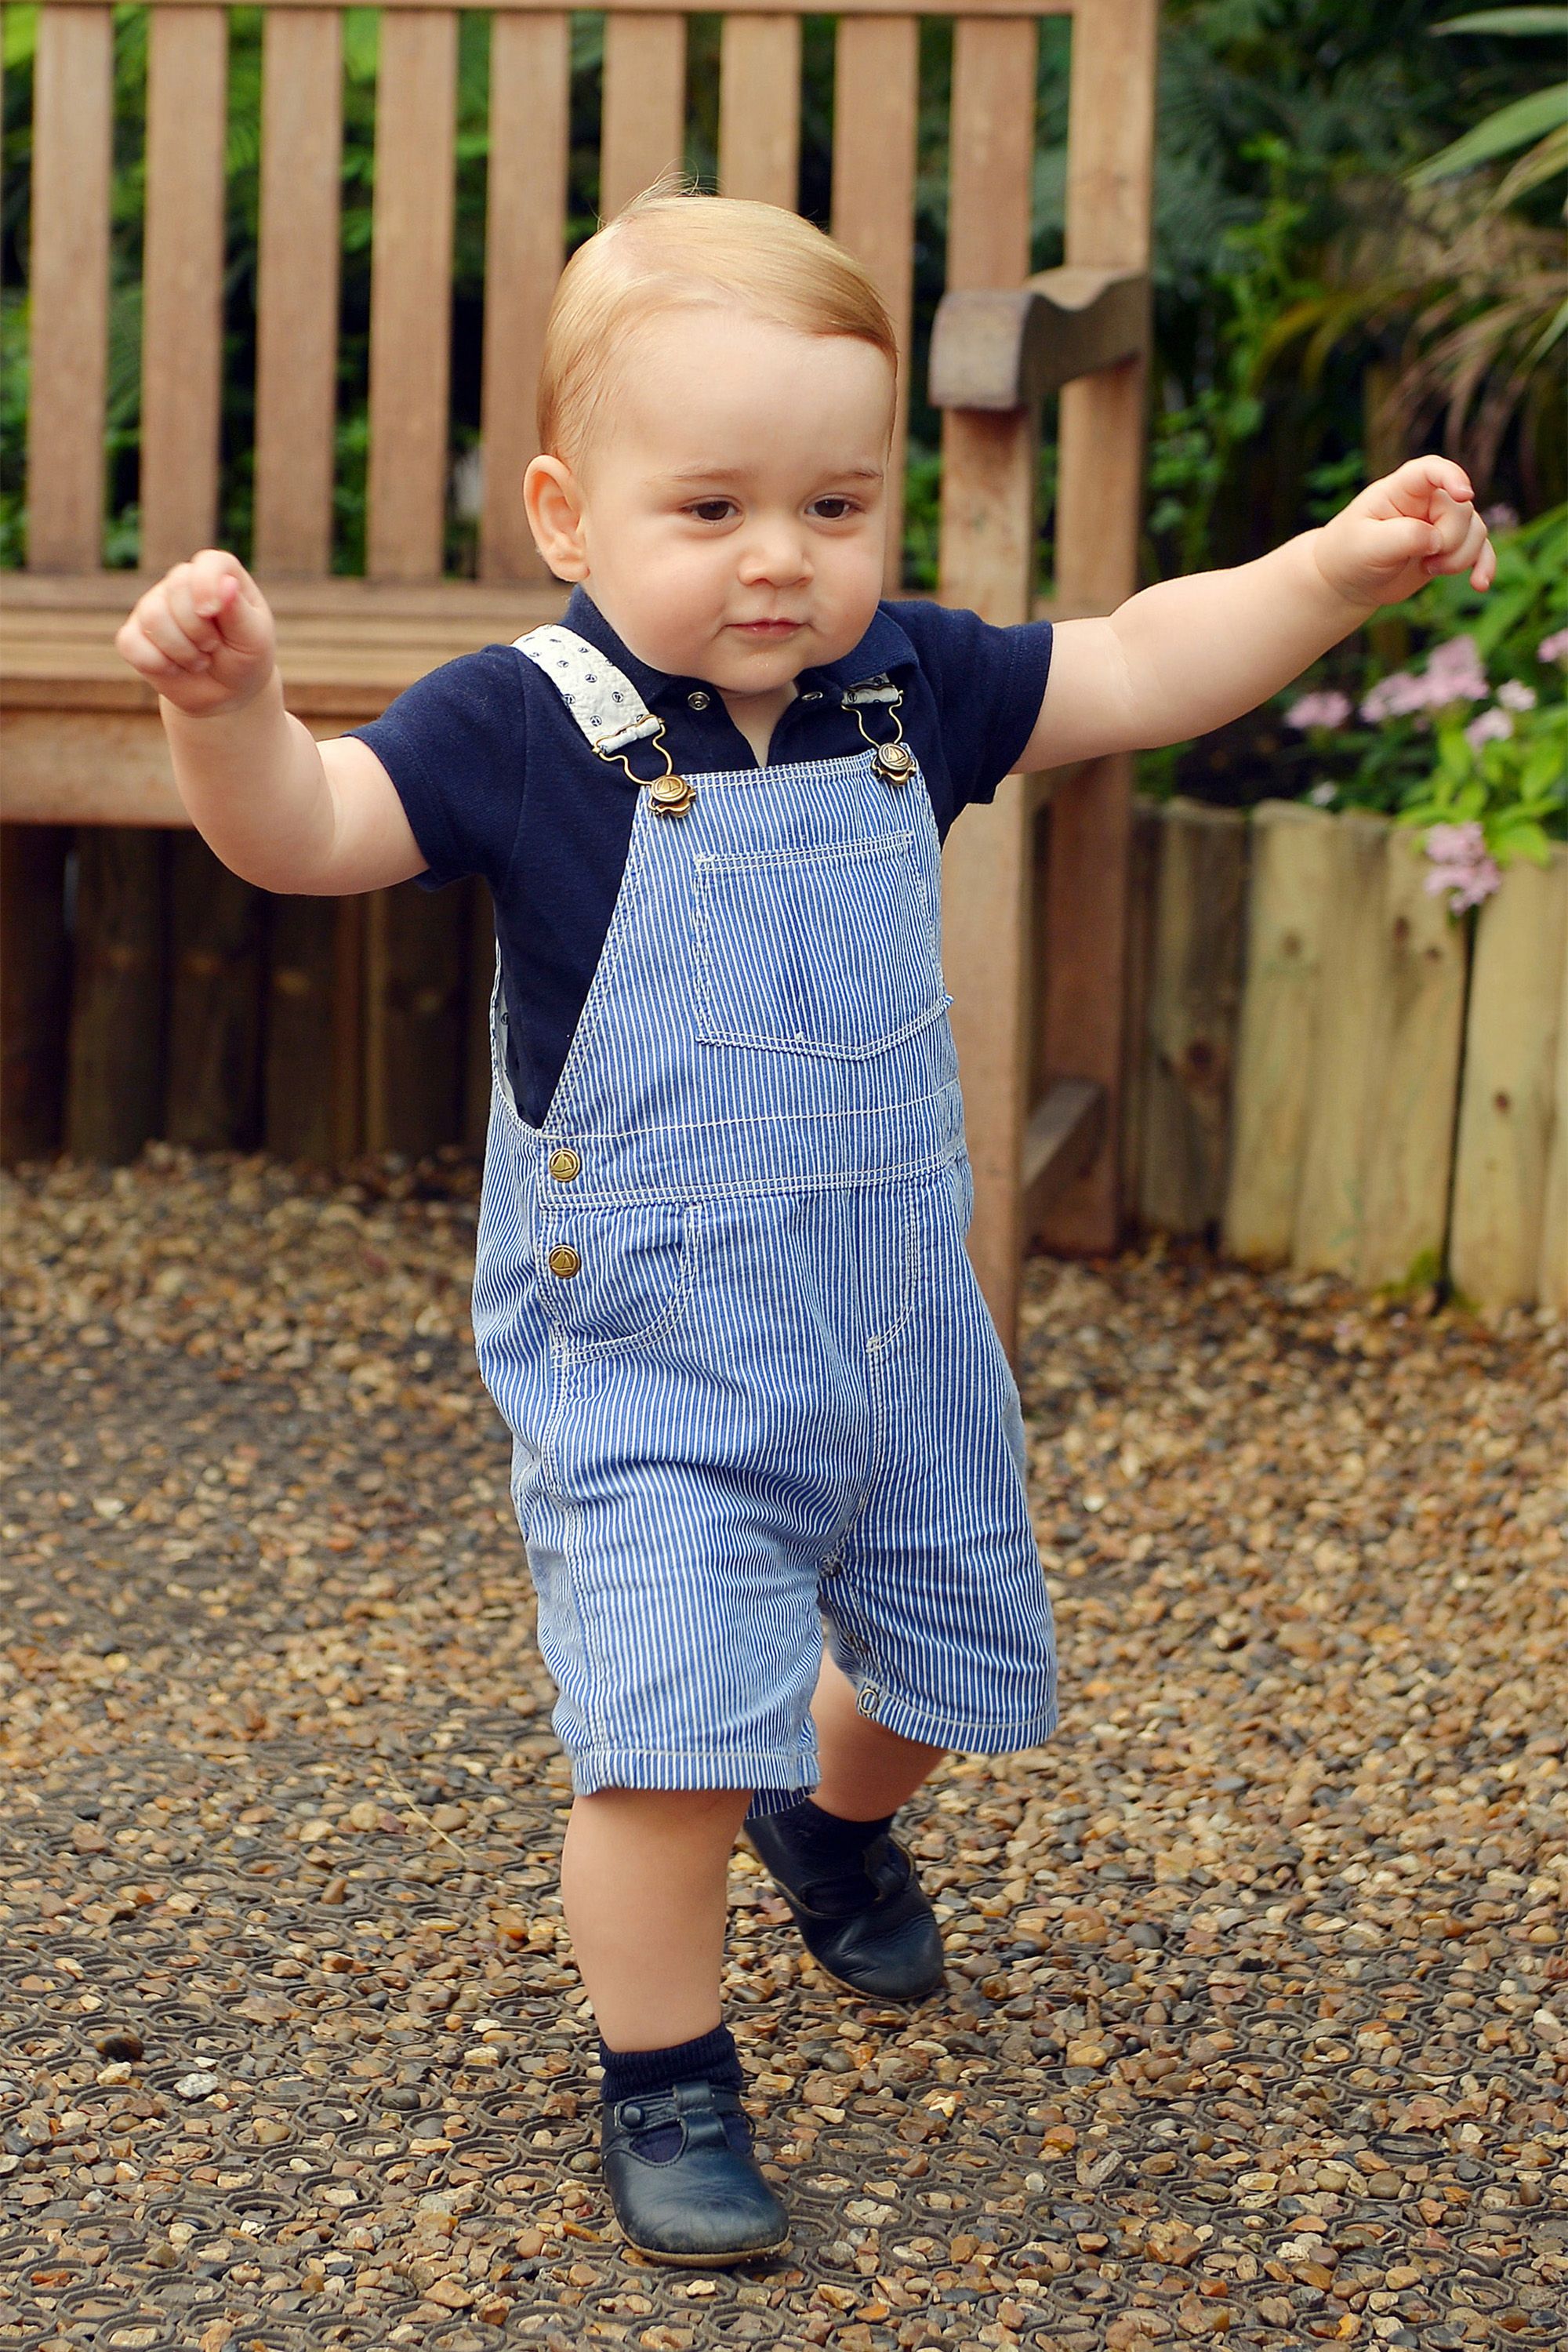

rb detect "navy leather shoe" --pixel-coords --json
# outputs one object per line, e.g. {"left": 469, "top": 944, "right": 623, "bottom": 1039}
{"left": 747, "top": 1817, "right": 946, "bottom": 2002}
{"left": 601, "top": 2078, "right": 789, "bottom": 2266}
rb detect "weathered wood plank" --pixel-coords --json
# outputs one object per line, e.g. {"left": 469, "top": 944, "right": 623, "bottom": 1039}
{"left": 1449, "top": 846, "right": 1567, "bottom": 1310}
{"left": 265, "top": 897, "right": 340, "bottom": 1161}
{"left": 1136, "top": 799, "right": 1247, "bottom": 1238}
{"left": 1021, "top": 1076, "right": 1105, "bottom": 1228}
{"left": 27, "top": 5, "right": 114, "bottom": 568}
{"left": 66, "top": 832, "right": 169, "bottom": 1163}
{"left": 601, "top": 15, "right": 687, "bottom": 220}
{"left": 367, "top": 10, "right": 458, "bottom": 580}
{"left": 719, "top": 15, "right": 800, "bottom": 208}
{"left": 1354, "top": 825, "right": 1468, "bottom": 1290}
{"left": 1221, "top": 800, "right": 1335, "bottom": 1266}
{"left": 254, "top": 9, "right": 343, "bottom": 575}
{"left": 1537, "top": 919, "right": 1568, "bottom": 1316}
{"left": 1117, "top": 796, "right": 1160, "bottom": 1221}
{"left": 1040, "top": 0, "right": 1157, "bottom": 1259}
{"left": 1290, "top": 811, "right": 1388, "bottom": 1276}
{"left": 364, "top": 882, "right": 467, "bottom": 1156}
{"left": 480, "top": 12, "right": 569, "bottom": 581}
{"left": 935, "top": 18, "right": 1039, "bottom": 1356}
{"left": 164, "top": 832, "right": 267, "bottom": 1148}
{"left": 0, "top": 826, "right": 71, "bottom": 1161}
{"left": 831, "top": 16, "right": 918, "bottom": 595}
{"left": 140, "top": 8, "right": 229, "bottom": 572}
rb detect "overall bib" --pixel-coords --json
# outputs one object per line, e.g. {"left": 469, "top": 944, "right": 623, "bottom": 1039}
{"left": 472, "top": 628, "right": 1056, "bottom": 1813}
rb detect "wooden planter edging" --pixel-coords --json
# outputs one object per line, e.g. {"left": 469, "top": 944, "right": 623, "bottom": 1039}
{"left": 5, "top": 797, "right": 1564, "bottom": 1313}
{"left": 1129, "top": 797, "right": 1567, "bottom": 1316}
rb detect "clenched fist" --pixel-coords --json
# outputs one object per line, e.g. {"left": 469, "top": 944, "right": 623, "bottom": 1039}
{"left": 1314, "top": 456, "right": 1497, "bottom": 613}
{"left": 115, "top": 550, "right": 278, "bottom": 717}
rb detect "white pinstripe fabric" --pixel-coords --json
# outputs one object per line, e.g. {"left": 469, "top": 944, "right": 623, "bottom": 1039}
{"left": 470, "top": 635, "right": 1057, "bottom": 1813}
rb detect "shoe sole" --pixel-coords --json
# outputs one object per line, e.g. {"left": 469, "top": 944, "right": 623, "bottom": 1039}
{"left": 619, "top": 2227, "right": 791, "bottom": 2268}
{"left": 806, "top": 1948, "right": 946, "bottom": 2003}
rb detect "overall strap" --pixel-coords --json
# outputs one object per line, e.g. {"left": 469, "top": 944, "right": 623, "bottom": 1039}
{"left": 514, "top": 625, "right": 662, "bottom": 757}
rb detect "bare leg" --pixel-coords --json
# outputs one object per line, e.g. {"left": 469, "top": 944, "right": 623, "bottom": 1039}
{"left": 561, "top": 1787, "right": 753, "bottom": 2051}
{"left": 811, "top": 1650, "right": 945, "bottom": 1820}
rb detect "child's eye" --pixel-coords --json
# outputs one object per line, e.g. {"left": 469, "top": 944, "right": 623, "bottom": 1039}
{"left": 811, "top": 497, "right": 861, "bottom": 521}
{"left": 688, "top": 499, "right": 737, "bottom": 524}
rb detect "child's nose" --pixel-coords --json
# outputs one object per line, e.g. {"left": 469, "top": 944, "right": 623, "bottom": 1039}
{"left": 736, "top": 520, "right": 812, "bottom": 587}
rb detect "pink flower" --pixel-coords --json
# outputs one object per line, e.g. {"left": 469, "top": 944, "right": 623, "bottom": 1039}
{"left": 1425, "top": 635, "right": 1488, "bottom": 702}
{"left": 1361, "top": 669, "right": 1432, "bottom": 721}
{"left": 1465, "top": 706, "right": 1514, "bottom": 752}
{"left": 1537, "top": 626, "right": 1568, "bottom": 665}
{"left": 1496, "top": 679, "right": 1537, "bottom": 713}
{"left": 1286, "top": 689, "right": 1352, "bottom": 730}
{"left": 1359, "top": 636, "right": 1488, "bottom": 724}
{"left": 1423, "top": 820, "right": 1501, "bottom": 913}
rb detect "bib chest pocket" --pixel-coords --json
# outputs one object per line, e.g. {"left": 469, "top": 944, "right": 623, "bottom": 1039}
{"left": 694, "top": 829, "right": 949, "bottom": 1061}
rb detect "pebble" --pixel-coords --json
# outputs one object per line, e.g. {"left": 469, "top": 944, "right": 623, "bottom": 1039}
{"left": 2, "top": 1149, "right": 1563, "bottom": 2352}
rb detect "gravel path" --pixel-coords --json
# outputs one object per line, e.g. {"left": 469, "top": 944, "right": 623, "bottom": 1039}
{"left": 2, "top": 1149, "right": 1564, "bottom": 2352}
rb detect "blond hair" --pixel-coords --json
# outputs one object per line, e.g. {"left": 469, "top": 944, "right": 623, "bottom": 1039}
{"left": 537, "top": 183, "right": 898, "bottom": 463}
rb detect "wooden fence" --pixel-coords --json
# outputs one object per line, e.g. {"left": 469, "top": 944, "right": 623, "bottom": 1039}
{"left": 5, "top": 797, "right": 1564, "bottom": 1312}
{"left": 1122, "top": 798, "right": 1567, "bottom": 1316}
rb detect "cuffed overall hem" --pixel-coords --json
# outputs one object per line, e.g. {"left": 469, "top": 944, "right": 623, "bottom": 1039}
{"left": 851, "top": 1681, "right": 1059, "bottom": 1759}
{"left": 568, "top": 1746, "right": 820, "bottom": 1818}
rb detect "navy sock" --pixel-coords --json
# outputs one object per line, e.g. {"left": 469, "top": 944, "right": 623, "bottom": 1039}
{"left": 783, "top": 1798, "right": 896, "bottom": 1865}
{"left": 598, "top": 2024, "right": 750, "bottom": 2162}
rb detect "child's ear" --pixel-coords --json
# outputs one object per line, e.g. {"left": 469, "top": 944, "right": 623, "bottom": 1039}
{"left": 524, "top": 456, "right": 589, "bottom": 581}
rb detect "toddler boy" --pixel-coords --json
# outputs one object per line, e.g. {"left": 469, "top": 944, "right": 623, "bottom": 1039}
{"left": 117, "top": 189, "right": 1493, "bottom": 2265}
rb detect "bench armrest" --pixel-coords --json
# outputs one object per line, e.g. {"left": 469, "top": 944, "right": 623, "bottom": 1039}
{"left": 928, "top": 266, "right": 1149, "bottom": 412}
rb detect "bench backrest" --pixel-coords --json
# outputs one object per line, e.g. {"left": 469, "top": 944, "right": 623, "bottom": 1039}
{"left": 22, "top": 0, "right": 1156, "bottom": 602}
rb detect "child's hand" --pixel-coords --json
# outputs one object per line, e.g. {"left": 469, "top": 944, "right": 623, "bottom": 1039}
{"left": 116, "top": 550, "right": 278, "bottom": 717}
{"left": 1314, "top": 456, "right": 1496, "bottom": 614}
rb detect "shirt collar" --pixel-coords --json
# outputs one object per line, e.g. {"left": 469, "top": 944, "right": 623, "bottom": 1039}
{"left": 561, "top": 586, "right": 918, "bottom": 712}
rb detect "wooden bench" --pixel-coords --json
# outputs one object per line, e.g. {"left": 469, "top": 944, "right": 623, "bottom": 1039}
{"left": 0, "top": 0, "right": 1158, "bottom": 1356}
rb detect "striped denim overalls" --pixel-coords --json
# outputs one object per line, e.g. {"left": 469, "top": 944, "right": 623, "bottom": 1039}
{"left": 471, "top": 627, "right": 1056, "bottom": 1813}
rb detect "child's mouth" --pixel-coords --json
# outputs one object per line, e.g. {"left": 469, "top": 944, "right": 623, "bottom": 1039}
{"left": 730, "top": 620, "right": 803, "bottom": 637}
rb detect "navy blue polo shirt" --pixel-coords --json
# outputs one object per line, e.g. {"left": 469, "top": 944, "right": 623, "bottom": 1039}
{"left": 350, "top": 586, "right": 1052, "bottom": 1129}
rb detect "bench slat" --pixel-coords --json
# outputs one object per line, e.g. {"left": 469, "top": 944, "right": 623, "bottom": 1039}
{"left": 480, "top": 12, "right": 570, "bottom": 581}
{"left": 601, "top": 14, "right": 688, "bottom": 220}
{"left": 27, "top": 6, "right": 114, "bottom": 568}
{"left": 255, "top": 9, "right": 343, "bottom": 575}
{"left": 141, "top": 8, "right": 229, "bottom": 572}
{"left": 935, "top": 16, "right": 1038, "bottom": 1344}
{"left": 831, "top": 15, "right": 918, "bottom": 594}
{"left": 367, "top": 9, "right": 458, "bottom": 579}
{"left": 719, "top": 15, "right": 800, "bottom": 208}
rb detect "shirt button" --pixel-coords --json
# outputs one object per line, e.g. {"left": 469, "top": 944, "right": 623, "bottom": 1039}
{"left": 546, "top": 1244, "right": 582, "bottom": 1279}
{"left": 547, "top": 1147, "right": 581, "bottom": 1182}
{"left": 687, "top": 689, "right": 710, "bottom": 710}
{"left": 800, "top": 690, "right": 822, "bottom": 702}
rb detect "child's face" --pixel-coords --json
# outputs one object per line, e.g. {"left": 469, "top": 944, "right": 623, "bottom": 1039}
{"left": 533, "top": 308, "right": 895, "bottom": 705}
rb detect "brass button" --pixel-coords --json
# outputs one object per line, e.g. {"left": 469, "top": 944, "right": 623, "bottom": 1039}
{"left": 873, "top": 742, "right": 916, "bottom": 786}
{"left": 650, "top": 773, "right": 695, "bottom": 815}
{"left": 547, "top": 1147, "right": 581, "bottom": 1182}
{"left": 546, "top": 1243, "right": 581, "bottom": 1279}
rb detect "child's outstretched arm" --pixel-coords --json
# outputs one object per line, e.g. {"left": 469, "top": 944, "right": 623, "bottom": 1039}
{"left": 115, "top": 549, "right": 426, "bottom": 895}
{"left": 1020, "top": 457, "right": 1495, "bottom": 774}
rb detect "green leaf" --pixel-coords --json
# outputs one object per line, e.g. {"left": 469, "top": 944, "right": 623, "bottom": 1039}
{"left": 1407, "top": 85, "right": 1568, "bottom": 183}
{"left": 1432, "top": 7, "right": 1568, "bottom": 32}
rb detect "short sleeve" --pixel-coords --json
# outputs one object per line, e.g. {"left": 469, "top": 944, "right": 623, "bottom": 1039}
{"left": 887, "top": 599, "right": 1053, "bottom": 826}
{"left": 347, "top": 645, "right": 528, "bottom": 891}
